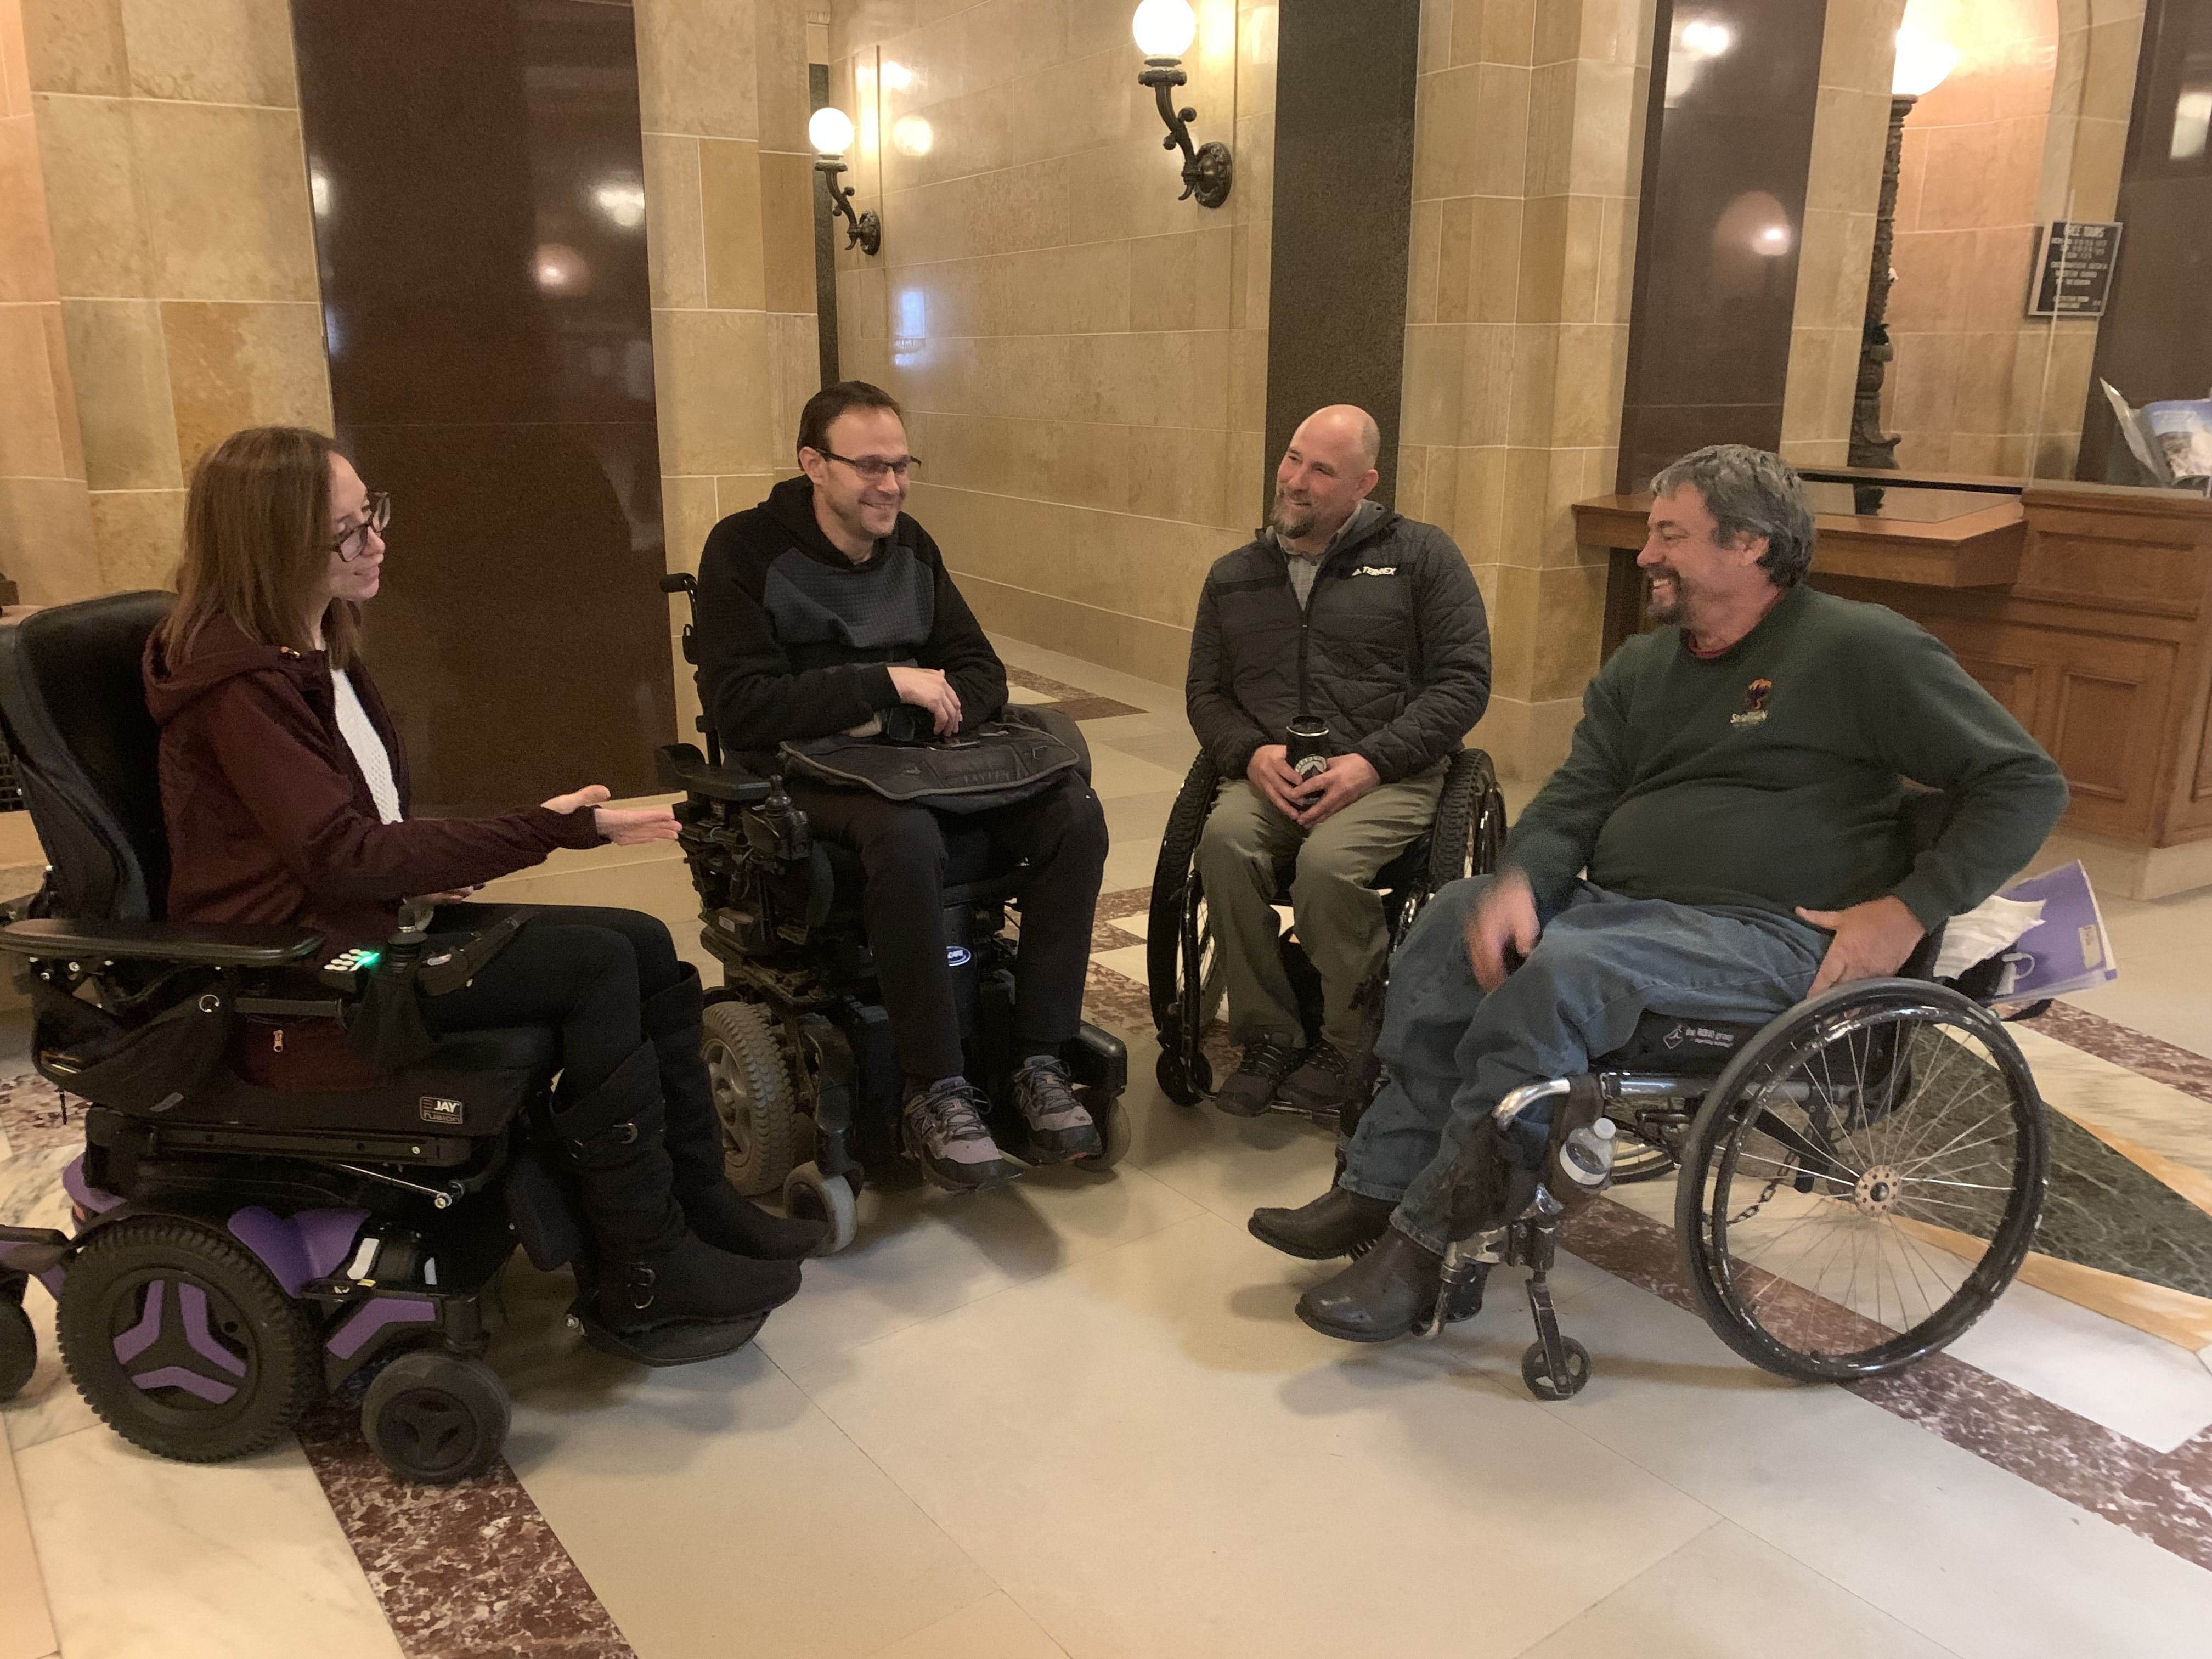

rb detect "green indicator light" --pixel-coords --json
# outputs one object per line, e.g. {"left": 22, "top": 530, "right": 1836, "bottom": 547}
{"left": 357, "top": 952, "right": 380, "bottom": 968}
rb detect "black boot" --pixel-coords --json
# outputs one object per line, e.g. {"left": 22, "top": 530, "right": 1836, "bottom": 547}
{"left": 1295, "top": 1227, "right": 1487, "bottom": 1343}
{"left": 644, "top": 969, "right": 828, "bottom": 1261}
{"left": 555, "top": 1043, "right": 803, "bottom": 1353}
{"left": 1248, "top": 1187, "right": 1395, "bottom": 1260}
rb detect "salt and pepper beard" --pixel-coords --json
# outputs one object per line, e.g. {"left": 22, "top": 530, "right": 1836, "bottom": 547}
{"left": 1269, "top": 486, "right": 1318, "bottom": 543}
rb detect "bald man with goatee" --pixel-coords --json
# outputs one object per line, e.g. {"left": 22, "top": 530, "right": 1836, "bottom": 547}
{"left": 1186, "top": 404, "right": 1492, "bottom": 1119}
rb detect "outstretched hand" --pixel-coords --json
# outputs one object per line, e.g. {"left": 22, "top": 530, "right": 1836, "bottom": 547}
{"left": 1795, "top": 895, "right": 1924, "bottom": 996}
{"left": 1465, "top": 868, "right": 1541, "bottom": 992}
{"left": 541, "top": 784, "right": 679, "bottom": 847}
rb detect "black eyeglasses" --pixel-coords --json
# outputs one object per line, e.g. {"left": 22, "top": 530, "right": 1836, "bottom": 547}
{"left": 817, "top": 450, "right": 920, "bottom": 483}
{"left": 332, "top": 491, "right": 391, "bottom": 562}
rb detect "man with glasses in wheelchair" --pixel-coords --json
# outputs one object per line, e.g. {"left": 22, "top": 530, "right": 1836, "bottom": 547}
{"left": 1250, "top": 444, "right": 2070, "bottom": 1345}
{"left": 689, "top": 381, "right": 1110, "bottom": 1192}
{"left": 1186, "top": 404, "right": 1491, "bottom": 1119}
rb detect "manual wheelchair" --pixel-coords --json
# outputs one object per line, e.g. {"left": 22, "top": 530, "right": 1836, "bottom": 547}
{"left": 655, "top": 574, "right": 1130, "bottom": 1254}
{"left": 0, "top": 592, "right": 630, "bottom": 1484}
{"left": 1145, "top": 747, "right": 1508, "bottom": 1115}
{"left": 1407, "top": 931, "right": 2050, "bottom": 1402}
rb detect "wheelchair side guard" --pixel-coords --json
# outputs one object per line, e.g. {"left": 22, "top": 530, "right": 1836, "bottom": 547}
{"left": 1066, "top": 1023, "right": 1128, "bottom": 1096}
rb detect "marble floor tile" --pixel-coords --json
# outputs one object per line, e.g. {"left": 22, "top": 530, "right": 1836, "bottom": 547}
{"left": 752, "top": 1159, "right": 1202, "bottom": 1376}
{"left": 996, "top": 640, "right": 1182, "bottom": 714}
{"left": 0, "top": 1421, "right": 57, "bottom": 1659}
{"left": 489, "top": 1266, "right": 998, "bottom": 1659}
{"left": 867, "top": 1593, "right": 1068, "bottom": 1659}
{"left": 1082, "top": 743, "right": 1192, "bottom": 802}
{"left": 1090, "top": 941, "right": 1149, "bottom": 986}
{"left": 1528, "top": 1272, "right": 2212, "bottom": 1657}
{"left": 14, "top": 1429, "right": 402, "bottom": 1659}
{"left": 788, "top": 1212, "right": 1718, "bottom": 1659}
{"left": 1514, "top": 1519, "right": 1953, "bottom": 1658}
{"left": 2011, "top": 1024, "right": 2212, "bottom": 1186}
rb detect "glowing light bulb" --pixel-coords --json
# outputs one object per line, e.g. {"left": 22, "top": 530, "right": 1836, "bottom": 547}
{"left": 1892, "top": 25, "right": 1958, "bottom": 98}
{"left": 809, "top": 105, "right": 855, "bottom": 156}
{"left": 1132, "top": 0, "right": 1197, "bottom": 59}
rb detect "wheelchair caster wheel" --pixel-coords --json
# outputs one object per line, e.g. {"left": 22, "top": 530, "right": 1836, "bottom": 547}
{"left": 1520, "top": 1338, "right": 1591, "bottom": 1401}
{"left": 1073, "top": 1093, "right": 1131, "bottom": 1171}
{"left": 783, "top": 1161, "right": 858, "bottom": 1255}
{"left": 1155, "top": 1047, "right": 1212, "bottom": 1107}
{"left": 362, "top": 1350, "right": 510, "bottom": 1484}
{"left": 0, "top": 1295, "right": 36, "bottom": 1402}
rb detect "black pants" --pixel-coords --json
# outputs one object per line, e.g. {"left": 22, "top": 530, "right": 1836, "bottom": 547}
{"left": 420, "top": 904, "right": 682, "bottom": 1097}
{"left": 789, "top": 772, "right": 1109, "bottom": 1081}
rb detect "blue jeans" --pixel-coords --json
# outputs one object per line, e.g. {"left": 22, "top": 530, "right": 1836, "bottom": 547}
{"left": 1340, "top": 876, "right": 1828, "bottom": 1254}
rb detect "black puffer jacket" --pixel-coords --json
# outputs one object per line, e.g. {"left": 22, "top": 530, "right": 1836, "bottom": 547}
{"left": 1186, "top": 509, "right": 1491, "bottom": 784}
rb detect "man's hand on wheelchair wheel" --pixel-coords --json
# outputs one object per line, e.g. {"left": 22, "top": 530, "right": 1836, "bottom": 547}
{"left": 1291, "top": 752, "right": 1379, "bottom": 827}
{"left": 541, "top": 785, "right": 679, "bottom": 848}
{"left": 1796, "top": 895, "right": 1924, "bottom": 996}
{"left": 1466, "top": 868, "right": 1540, "bottom": 992}
{"left": 889, "top": 665, "right": 962, "bottom": 737}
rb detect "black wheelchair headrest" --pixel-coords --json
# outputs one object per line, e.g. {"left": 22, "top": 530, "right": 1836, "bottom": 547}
{"left": 0, "top": 591, "right": 174, "bottom": 922}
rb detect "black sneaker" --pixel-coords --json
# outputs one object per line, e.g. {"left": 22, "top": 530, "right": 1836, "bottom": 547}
{"left": 1010, "top": 1057, "right": 1102, "bottom": 1162}
{"left": 902, "top": 1077, "right": 1021, "bottom": 1191}
{"left": 1277, "top": 1040, "right": 1359, "bottom": 1119}
{"left": 1215, "top": 1038, "right": 1305, "bottom": 1117}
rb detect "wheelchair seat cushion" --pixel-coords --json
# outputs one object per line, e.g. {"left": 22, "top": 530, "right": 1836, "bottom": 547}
{"left": 156, "top": 1024, "right": 558, "bottom": 1139}
{"left": 1593, "top": 1009, "right": 1765, "bottom": 1074}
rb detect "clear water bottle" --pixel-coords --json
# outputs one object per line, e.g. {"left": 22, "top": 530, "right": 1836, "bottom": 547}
{"left": 1559, "top": 1117, "right": 1616, "bottom": 1190}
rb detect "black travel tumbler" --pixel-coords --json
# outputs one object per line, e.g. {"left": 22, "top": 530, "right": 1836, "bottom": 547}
{"left": 1285, "top": 716, "right": 1332, "bottom": 781}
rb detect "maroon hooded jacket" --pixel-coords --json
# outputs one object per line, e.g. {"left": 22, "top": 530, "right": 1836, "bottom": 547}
{"left": 144, "top": 614, "right": 604, "bottom": 945}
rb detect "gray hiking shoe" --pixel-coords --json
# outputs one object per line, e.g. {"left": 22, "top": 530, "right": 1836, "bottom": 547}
{"left": 1216, "top": 1037, "right": 1305, "bottom": 1117}
{"left": 1010, "top": 1057, "right": 1102, "bottom": 1162}
{"left": 901, "top": 1077, "right": 1020, "bottom": 1192}
{"left": 1278, "top": 1040, "right": 1361, "bottom": 1120}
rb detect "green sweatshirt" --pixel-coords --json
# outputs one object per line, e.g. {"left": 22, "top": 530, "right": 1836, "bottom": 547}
{"left": 1503, "top": 585, "right": 2069, "bottom": 930}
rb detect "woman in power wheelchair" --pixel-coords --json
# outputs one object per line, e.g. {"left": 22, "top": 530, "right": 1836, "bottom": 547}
{"left": 0, "top": 427, "right": 816, "bottom": 1482}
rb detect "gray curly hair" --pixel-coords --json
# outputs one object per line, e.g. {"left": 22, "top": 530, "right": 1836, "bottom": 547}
{"left": 1649, "top": 444, "right": 1816, "bottom": 587}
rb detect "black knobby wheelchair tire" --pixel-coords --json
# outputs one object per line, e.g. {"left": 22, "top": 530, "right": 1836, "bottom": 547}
{"left": 704, "top": 998, "right": 807, "bottom": 1198}
{"left": 57, "top": 1215, "right": 321, "bottom": 1464}
{"left": 361, "top": 1349, "right": 510, "bottom": 1485}
{"left": 1673, "top": 979, "right": 2047, "bottom": 1384}
{"left": 1425, "top": 750, "right": 1504, "bottom": 896}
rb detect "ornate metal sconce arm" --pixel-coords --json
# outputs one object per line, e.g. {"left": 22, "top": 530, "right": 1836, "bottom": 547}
{"left": 815, "top": 158, "right": 881, "bottom": 256}
{"left": 1137, "top": 58, "right": 1232, "bottom": 209}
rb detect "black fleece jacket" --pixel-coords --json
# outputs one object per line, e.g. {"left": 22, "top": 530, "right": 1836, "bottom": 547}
{"left": 693, "top": 477, "right": 1008, "bottom": 754}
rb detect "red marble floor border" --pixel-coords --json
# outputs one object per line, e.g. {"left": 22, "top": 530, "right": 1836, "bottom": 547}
{"left": 294, "top": 1389, "right": 635, "bottom": 1659}
{"left": 1005, "top": 665, "right": 1142, "bottom": 722}
{"left": 2028, "top": 1000, "right": 2212, "bottom": 1109}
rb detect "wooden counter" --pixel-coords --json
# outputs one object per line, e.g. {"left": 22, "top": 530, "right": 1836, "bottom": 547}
{"left": 1575, "top": 479, "right": 2212, "bottom": 897}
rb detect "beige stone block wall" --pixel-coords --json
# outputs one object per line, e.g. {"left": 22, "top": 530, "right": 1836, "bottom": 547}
{"left": 826, "top": 0, "right": 1269, "bottom": 687}
{"left": 1398, "top": 0, "right": 1654, "bottom": 780}
{"left": 16, "top": 0, "right": 331, "bottom": 596}
{"left": 635, "top": 0, "right": 817, "bottom": 742}
{"left": 1780, "top": 0, "right": 1906, "bottom": 469}
{"left": 1780, "top": 0, "right": 2145, "bottom": 479}
{"left": 0, "top": 0, "right": 98, "bottom": 605}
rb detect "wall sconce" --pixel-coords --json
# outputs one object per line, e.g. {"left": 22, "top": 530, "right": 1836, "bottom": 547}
{"left": 1132, "top": 0, "right": 1232, "bottom": 208}
{"left": 809, "top": 105, "right": 881, "bottom": 256}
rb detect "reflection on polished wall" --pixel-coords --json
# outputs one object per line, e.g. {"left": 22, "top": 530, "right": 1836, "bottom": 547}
{"left": 16, "top": 0, "right": 331, "bottom": 596}
{"left": 1396, "top": 0, "right": 1652, "bottom": 778}
{"left": 827, "top": 0, "right": 1273, "bottom": 686}
{"left": 295, "top": 0, "right": 675, "bottom": 809}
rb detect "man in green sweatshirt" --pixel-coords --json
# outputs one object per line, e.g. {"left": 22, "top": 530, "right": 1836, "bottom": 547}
{"left": 1246, "top": 444, "right": 2070, "bottom": 1344}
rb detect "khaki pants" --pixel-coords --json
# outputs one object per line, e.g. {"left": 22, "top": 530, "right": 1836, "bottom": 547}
{"left": 1193, "top": 771, "right": 1445, "bottom": 1051}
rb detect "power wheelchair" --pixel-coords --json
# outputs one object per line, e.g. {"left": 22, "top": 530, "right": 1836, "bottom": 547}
{"left": 1145, "top": 747, "right": 1509, "bottom": 1115}
{"left": 654, "top": 574, "right": 1130, "bottom": 1254}
{"left": 0, "top": 592, "right": 632, "bottom": 1483}
{"left": 1389, "top": 921, "right": 2050, "bottom": 1403}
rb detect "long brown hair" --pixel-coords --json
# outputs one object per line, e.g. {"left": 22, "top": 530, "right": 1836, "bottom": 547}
{"left": 154, "top": 426, "right": 363, "bottom": 670}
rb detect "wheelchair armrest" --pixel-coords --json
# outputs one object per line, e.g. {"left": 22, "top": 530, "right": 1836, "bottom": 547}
{"left": 0, "top": 916, "right": 325, "bottom": 966}
{"left": 656, "top": 741, "right": 771, "bottom": 805}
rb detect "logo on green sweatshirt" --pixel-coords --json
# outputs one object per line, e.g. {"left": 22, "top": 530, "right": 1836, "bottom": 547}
{"left": 1730, "top": 678, "right": 1774, "bottom": 727}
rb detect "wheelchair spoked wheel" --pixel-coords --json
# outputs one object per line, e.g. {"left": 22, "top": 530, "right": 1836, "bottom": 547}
{"left": 1150, "top": 760, "right": 1223, "bottom": 1107}
{"left": 704, "top": 998, "right": 807, "bottom": 1198}
{"left": 56, "top": 1216, "right": 321, "bottom": 1463}
{"left": 1675, "top": 980, "right": 2048, "bottom": 1384}
{"left": 360, "top": 1348, "right": 510, "bottom": 1485}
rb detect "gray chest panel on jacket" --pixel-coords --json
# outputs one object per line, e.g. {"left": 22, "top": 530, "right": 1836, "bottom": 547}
{"left": 762, "top": 544, "right": 934, "bottom": 653}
